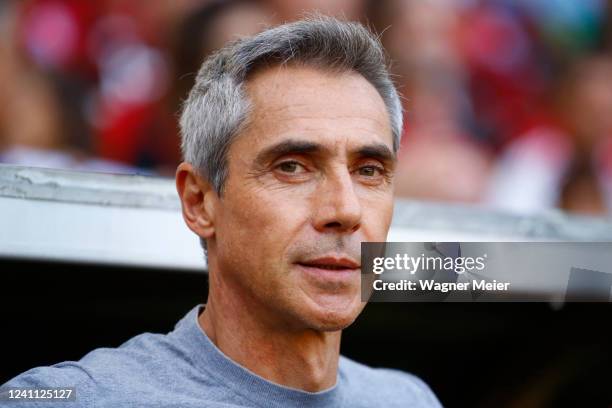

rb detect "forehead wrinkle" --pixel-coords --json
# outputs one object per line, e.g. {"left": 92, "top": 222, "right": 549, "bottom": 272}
{"left": 252, "top": 110, "right": 391, "bottom": 137}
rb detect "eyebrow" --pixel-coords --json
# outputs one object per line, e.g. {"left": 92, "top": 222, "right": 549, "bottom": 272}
{"left": 254, "top": 140, "right": 323, "bottom": 165}
{"left": 254, "top": 139, "right": 396, "bottom": 165}
{"left": 356, "top": 144, "right": 396, "bottom": 164}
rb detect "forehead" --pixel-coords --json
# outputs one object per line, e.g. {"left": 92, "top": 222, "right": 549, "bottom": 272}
{"left": 238, "top": 64, "right": 393, "bottom": 153}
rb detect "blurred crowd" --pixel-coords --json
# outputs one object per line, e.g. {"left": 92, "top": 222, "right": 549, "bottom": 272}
{"left": 1, "top": 0, "right": 612, "bottom": 216}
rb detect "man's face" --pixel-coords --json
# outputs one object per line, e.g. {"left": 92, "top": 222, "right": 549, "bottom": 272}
{"left": 210, "top": 64, "right": 395, "bottom": 331}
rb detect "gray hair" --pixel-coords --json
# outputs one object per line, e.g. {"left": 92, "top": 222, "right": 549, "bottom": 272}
{"left": 179, "top": 16, "right": 403, "bottom": 252}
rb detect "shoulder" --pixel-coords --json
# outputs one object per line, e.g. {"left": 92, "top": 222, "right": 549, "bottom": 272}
{"left": 2, "top": 361, "right": 95, "bottom": 408}
{"left": 339, "top": 356, "right": 443, "bottom": 408}
{"left": 77, "top": 330, "right": 187, "bottom": 381}
{"left": 2, "top": 331, "right": 191, "bottom": 407}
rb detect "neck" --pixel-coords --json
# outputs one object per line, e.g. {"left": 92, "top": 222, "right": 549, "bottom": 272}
{"left": 198, "top": 266, "right": 342, "bottom": 392}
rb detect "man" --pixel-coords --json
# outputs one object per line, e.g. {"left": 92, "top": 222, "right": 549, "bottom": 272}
{"left": 2, "top": 17, "right": 442, "bottom": 407}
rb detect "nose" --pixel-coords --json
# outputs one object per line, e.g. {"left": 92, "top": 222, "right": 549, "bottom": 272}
{"left": 312, "top": 168, "right": 362, "bottom": 234}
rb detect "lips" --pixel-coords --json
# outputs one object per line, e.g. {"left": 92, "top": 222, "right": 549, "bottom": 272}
{"left": 297, "top": 256, "right": 360, "bottom": 271}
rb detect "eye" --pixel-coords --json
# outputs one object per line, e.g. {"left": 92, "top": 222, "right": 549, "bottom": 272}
{"left": 276, "top": 161, "right": 306, "bottom": 174}
{"left": 358, "top": 165, "right": 384, "bottom": 177}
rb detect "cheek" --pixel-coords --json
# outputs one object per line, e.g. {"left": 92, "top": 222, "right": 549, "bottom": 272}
{"left": 218, "top": 188, "right": 309, "bottom": 263}
{"left": 360, "top": 193, "right": 394, "bottom": 240}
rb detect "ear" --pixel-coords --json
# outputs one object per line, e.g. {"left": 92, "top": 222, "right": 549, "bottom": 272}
{"left": 175, "top": 162, "right": 217, "bottom": 242}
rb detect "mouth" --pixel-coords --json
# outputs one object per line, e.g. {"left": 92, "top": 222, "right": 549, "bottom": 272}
{"left": 297, "top": 256, "right": 360, "bottom": 272}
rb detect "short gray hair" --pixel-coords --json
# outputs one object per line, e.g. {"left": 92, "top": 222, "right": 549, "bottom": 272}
{"left": 179, "top": 16, "right": 403, "bottom": 252}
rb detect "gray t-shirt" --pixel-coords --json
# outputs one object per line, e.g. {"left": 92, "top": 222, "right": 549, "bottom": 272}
{"left": 2, "top": 305, "right": 442, "bottom": 407}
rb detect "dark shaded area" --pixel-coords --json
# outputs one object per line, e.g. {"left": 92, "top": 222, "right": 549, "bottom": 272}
{"left": 1, "top": 257, "right": 611, "bottom": 408}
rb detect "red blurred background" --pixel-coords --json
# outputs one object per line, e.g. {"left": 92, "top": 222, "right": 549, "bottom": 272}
{"left": 1, "top": 0, "right": 612, "bottom": 216}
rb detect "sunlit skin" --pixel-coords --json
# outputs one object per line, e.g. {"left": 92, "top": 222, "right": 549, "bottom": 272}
{"left": 176, "top": 64, "right": 395, "bottom": 392}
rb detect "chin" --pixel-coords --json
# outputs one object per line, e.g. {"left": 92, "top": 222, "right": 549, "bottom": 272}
{"left": 310, "top": 315, "right": 357, "bottom": 332}
{"left": 304, "top": 297, "right": 365, "bottom": 332}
